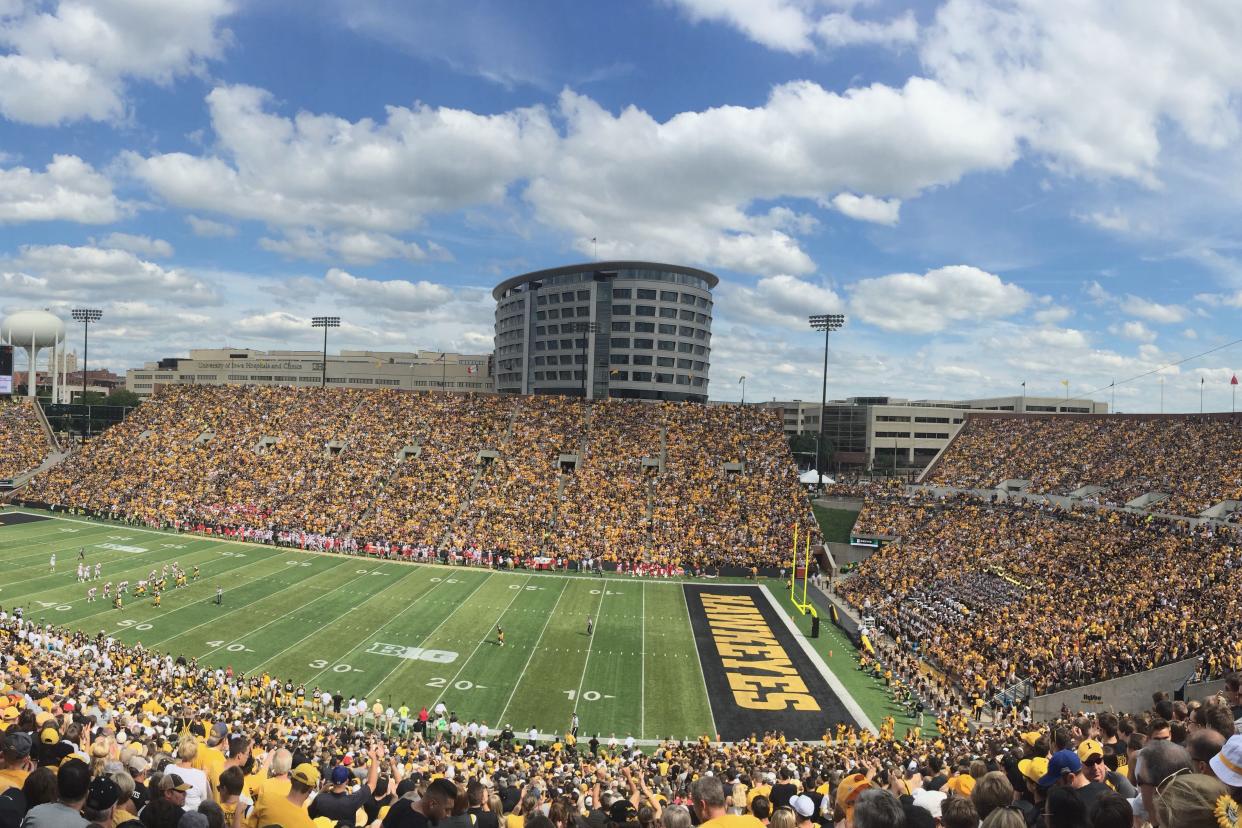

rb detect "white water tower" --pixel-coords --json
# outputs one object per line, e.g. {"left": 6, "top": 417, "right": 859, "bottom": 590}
{"left": 0, "top": 309, "right": 67, "bottom": 399}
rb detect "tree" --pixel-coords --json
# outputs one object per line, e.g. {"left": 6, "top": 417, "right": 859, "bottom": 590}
{"left": 104, "top": 388, "right": 141, "bottom": 408}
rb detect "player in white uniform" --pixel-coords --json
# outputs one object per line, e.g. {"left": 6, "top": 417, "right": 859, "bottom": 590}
{"left": 49, "top": 553, "right": 56, "bottom": 573}
{"left": 93, "top": 562, "right": 101, "bottom": 580}
{"left": 87, "top": 587, "right": 97, "bottom": 602}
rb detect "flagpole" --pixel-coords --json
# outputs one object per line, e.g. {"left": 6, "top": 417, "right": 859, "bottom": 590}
{"left": 1200, "top": 377, "right": 1204, "bottom": 414}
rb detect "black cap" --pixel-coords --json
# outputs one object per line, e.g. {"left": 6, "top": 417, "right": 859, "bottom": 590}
{"left": 86, "top": 777, "right": 120, "bottom": 811}
{"left": 131, "top": 784, "right": 150, "bottom": 810}
{"left": 609, "top": 800, "right": 637, "bottom": 823}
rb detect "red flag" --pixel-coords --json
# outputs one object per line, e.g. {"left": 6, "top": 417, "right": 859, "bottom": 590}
{"left": 1233, "top": 375, "right": 1240, "bottom": 385}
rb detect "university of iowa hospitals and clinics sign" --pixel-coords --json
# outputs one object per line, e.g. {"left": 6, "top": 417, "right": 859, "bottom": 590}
{"left": 683, "top": 584, "right": 857, "bottom": 740}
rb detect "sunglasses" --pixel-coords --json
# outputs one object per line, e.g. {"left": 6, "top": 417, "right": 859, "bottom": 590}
{"left": 1083, "top": 757, "right": 1104, "bottom": 767}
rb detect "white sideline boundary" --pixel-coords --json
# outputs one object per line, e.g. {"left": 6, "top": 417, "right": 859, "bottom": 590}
{"left": 759, "top": 584, "right": 876, "bottom": 733}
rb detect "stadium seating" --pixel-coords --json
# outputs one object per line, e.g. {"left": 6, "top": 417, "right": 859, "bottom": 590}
{"left": 0, "top": 398, "right": 49, "bottom": 480}
{"left": 840, "top": 496, "right": 1242, "bottom": 700}
{"left": 23, "top": 386, "right": 819, "bottom": 568}
{"left": 924, "top": 413, "right": 1242, "bottom": 516}
{"left": 1, "top": 612, "right": 1238, "bottom": 828}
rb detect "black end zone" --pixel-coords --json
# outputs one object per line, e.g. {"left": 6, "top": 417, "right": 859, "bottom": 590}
{"left": 684, "top": 583, "right": 855, "bottom": 740}
{"left": 0, "top": 513, "right": 52, "bottom": 527}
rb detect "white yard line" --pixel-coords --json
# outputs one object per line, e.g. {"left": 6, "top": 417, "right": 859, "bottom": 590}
{"left": 759, "top": 584, "right": 876, "bottom": 733}
{"left": 571, "top": 581, "right": 608, "bottom": 715}
{"left": 184, "top": 559, "right": 367, "bottom": 657}
{"left": 430, "top": 574, "right": 533, "bottom": 708}
{"left": 680, "top": 584, "right": 719, "bottom": 740}
{"left": 364, "top": 573, "right": 494, "bottom": 698}
{"left": 247, "top": 563, "right": 414, "bottom": 673}
{"left": 300, "top": 570, "right": 446, "bottom": 688}
{"left": 497, "top": 578, "right": 569, "bottom": 725}
{"left": 0, "top": 537, "right": 220, "bottom": 592}
{"left": 640, "top": 581, "right": 646, "bottom": 739}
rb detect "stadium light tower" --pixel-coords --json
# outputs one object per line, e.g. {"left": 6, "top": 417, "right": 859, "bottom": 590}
{"left": 71, "top": 308, "right": 102, "bottom": 402}
{"left": 574, "top": 321, "right": 598, "bottom": 399}
{"left": 311, "top": 316, "right": 340, "bottom": 388}
{"left": 809, "top": 313, "right": 845, "bottom": 491}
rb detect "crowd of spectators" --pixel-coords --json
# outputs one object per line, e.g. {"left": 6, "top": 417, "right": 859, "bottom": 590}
{"left": 1, "top": 611, "right": 1239, "bottom": 828}
{"left": 840, "top": 496, "right": 1242, "bottom": 700}
{"left": 0, "top": 399, "right": 50, "bottom": 480}
{"left": 22, "top": 387, "right": 818, "bottom": 569}
{"left": 924, "top": 415, "right": 1242, "bottom": 516}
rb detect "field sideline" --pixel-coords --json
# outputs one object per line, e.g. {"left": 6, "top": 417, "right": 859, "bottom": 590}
{"left": 0, "top": 510, "right": 903, "bottom": 742}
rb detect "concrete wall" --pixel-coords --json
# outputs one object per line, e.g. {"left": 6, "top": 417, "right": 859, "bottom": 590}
{"left": 1185, "top": 679, "right": 1227, "bottom": 704}
{"left": 1031, "top": 657, "right": 1200, "bottom": 719}
{"left": 827, "top": 541, "right": 873, "bottom": 568}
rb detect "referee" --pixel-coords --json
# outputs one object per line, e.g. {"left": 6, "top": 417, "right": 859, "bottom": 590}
{"left": 215, "top": 586, "right": 223, "bottom": 606}
{"left": 585, "top": 615, "right": 594, "bottom": 636}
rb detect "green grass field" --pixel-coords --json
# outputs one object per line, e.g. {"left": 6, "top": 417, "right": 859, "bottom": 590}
{"left": 812, "top": 505, "right": 860, "bottom": 544}
{"left": 0, "top": 509, "right": 913, "bottom": 742}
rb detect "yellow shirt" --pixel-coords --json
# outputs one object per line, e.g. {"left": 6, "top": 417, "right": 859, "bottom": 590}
{"left": 256, "top": 776, "right": 291, "bottom": 806}
{"left": 0, "top": 767, "right": 28, "bottom": 792}
{"left": 505, "top": 814, "right": 524, "bottom": 828}
{"left": 196, "top": 743, "right": 227, "bottom": 789}
{"left": 701, "top": 816, "right": 764, "bottom": 828}
{"left": 251, "top": 795, "right": 314, "bottom": 828}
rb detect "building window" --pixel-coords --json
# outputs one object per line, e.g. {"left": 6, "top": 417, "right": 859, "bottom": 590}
{"left": 613, "top": 288, "right": 631, "bottom": 299}
{"left": 610, "top": 354, "right": 630, "bottom": 364}
{"left": 675, "top": 374, "right": 690, "bottom": 385}
{"left": 655, "top": 373, "right": 673, "bottom": 383}
{"left": 875, "top": 431, "right": 908, "bottom": 438}
{"left": 632, "top": 355, "right": 653, "bottom": 366}
{"left": 680, "top": 293, "right": 697, "bottom": 304}
{"left": 913, "top": 432, "right": 950, "bottom": 439}
{"left": 548, "top": 294, "right": 560, "bottom": 304}
{"left": 876, "top": 415, "right": 911, "bottom": 422}
{"left": 632, "top": 371, "right": 652, "bottom": 382}
{"left": 577, "top": 306, "right": 590, "bottom": 317}
{"left": 577, "top": 290, "right": 590, "bottom": 300}
{"left": 636, "top": 305, "right": 656, "bottom": 316}
{"left": 914, "top": 416, "right": 950, "bottom": 423}
{"left": 676, "top": 358, "right": 692, "bottom": 369}
{"left": 660, "top": 290, "right": 678, "bottom": 301}
{"left": 561, "top": 291, "right": 574, "bottom": 302}
{"left": 677, "top": 342, "right": 693, "bottom": 353}
{"left": 635, "top": 322, "right": 655, "bottom": 333}
{"left": 613, "top": 305, "right": 631, "bottom": 316}
{"left": 659, "top": 307, "right": 677, "bottom": 318}
{"left": 612, "top": 321, "right": 630, "bottom": 331}
{"left": 637, "top": 288, "right": 657, "bottom": 299}
{"left": 678, "top": 326, "right": 694, "bottom": 337}
{"left": 634, "top": 338, "right": 654, "bottom": 349}
{"left": 657, "top": 356, "right": 675, "bottom": 367}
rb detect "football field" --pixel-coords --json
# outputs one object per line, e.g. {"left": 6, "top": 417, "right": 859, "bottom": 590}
{"left": 0, "top": 510, "right": 873, "bottom": 741}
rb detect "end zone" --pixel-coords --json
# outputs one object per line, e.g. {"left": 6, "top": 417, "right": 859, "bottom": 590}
{"left": 683, "top": 583, "right": 873, "bottom": 740}
{"left": 0, "top": 513, "right": 52, "bottom": 527}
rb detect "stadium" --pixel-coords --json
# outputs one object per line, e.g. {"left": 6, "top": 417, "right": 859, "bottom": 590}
{"left": 3, "top": 4, "right": 1242, "bottom": 828}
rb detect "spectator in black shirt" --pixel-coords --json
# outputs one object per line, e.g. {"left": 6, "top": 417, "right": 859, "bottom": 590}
{"left": 310, "top": 746, "right": 384, "bottom": 825}
{"left": 466, "top": 781, "right": 498, "bottom": 828}
{"left": 383, "top": 779, "right": 457, "bottom": 828}
{"left": 769, "top": 769, "right": 797, "bottom": 810}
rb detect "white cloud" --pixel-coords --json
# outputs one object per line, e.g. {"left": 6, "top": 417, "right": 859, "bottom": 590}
{"left": 1075, "top": 208, "right": 1132, "bottom": 233}
{"left": 849, "top": 265, "right": 1032, "bottom": 333}
{"left": 1111, "top": 320, "right": 1156, "bottom": 342}
{"left": 185, "top": 214, "right": 236, "bottom": 238}
{"left": 2, "top": 244, "right": 216, "bottom": 305}
{"left": 830, "top": 193, "right": 901, "bottom": 225}
{"left": 922, "top": 0, "right": 1242, "bottom": 183}
{"left": 323, "top": 268, "right": 456, "bottom": 314}
{"left": 1119, "top": 295, "right": 1187, "bottom": 324}
{"left": 1182, "top": 328, "right": 1199, "bottom": 339}
{"left": 0, "top": 154, "right": 126, "bottom": 223}
{"left": 129, "top": 78, "right": 1015, "bottom": 278}
{"left": 1033, "top": 305, "right": 1070, "bottom": 324}
{"left": 718, "top": 273, "right": 845, "bottom": 328}
{"left": 259, "top": 229, "right": 451, "bottom": 266}
{"left": 816, "top": 10, "right": 918, "bottom": 49}
{"left": 97, "top": 233, "right": 173, "bottom": 258}
{"left": 666, "top": 0, "right": 918, "bottom": 54}
{"left": 1195, "top": 290, "right": 1242, "bottom": 309}
{"left": 529, "top": 81, "right": 1015, "bottom": 275}
{"left": 1086, "top": 281, "right": 1188, "bottom": 323}
{"left": 128, "top": 84, "right": 557, "bottom": 233}
{"left": 0, "top": 0, "right": 234, "bottom": 125}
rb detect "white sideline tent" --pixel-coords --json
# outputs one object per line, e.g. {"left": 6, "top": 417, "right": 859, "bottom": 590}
{"left": 799, "top": 470, "right": 833, "bottom": 485}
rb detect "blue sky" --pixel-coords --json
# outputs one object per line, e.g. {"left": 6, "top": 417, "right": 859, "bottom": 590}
{"left": 2, "top": 0, "right": 1241, "bottom": 412}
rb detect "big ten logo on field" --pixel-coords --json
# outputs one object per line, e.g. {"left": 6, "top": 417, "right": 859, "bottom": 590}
{"left": 366, "top": 642, "right": 458, "bottom": 663}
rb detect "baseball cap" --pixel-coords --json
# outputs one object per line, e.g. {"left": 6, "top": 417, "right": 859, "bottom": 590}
{"left": 1210, "top": 735, "right": 1242, "bottom": 788}
{"left": 1076, "top": 740, "right": 1104, "bottom": 762}
{"left": 1018, "top": 756, "right": 1049, "bottom": 786}
{"left": 39, "top": 727, "right": 59, "bottom": 745}
{"left": 331, "top": 766, "right": 352, "bottom": 785}
{"left": 836, "top": 773, "right": 872, "bottom": 814}
{"left": 158, "top": 774, "right": 193, "bottom": 793}
{"left": 1038, "top": 750, "right": 1082, "bottom": 787}
{"left": 1020, "top": 731, "right": 1042, "bottom": 747}
{"left": 944, "top": 774, "right": 975, "bottom": 797}
{"left": 291, "top": 763, "right": 320, "bottom": 787}
{"left": 86, "top": 777, "right": 120, "bottom": 811}
{"left": 131, "top": 785, "right": 150, "bottom": 810}
{"left": 1, "top": 707, "right": 17, "bottom": 722}
{"left": 790, "top": 795, "right": 816, "bottom": 818}
{"left": 1153, "top": 773, "right": 1232, "bottom": 828}
{"left": 126, "top": 755, "right": 150, "bottom": 775}
{"left": 2, "top": 730, "right": 31, "bottom": 757}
